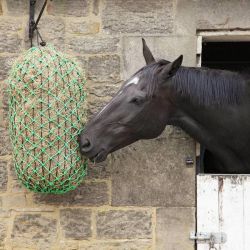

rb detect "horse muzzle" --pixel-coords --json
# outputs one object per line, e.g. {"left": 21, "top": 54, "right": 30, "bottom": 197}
{"left": 79, "top": 134, "right": 108, "bottom": 163}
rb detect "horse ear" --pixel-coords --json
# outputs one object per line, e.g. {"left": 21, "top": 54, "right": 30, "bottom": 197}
{"left": 142, "top": 38, "right": 155, "bottom": 65}
{"left": 160, "top": 55, "right": 183, "bottom": 79}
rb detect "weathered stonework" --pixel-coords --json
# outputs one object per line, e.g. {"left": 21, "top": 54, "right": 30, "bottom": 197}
{"left": 0, "top": 127, "right": 12, "bottom": 156}
{"left": 86, "top": 95, "right": 112, "bottom": 116}
{"left": 0, "top": 82, "right": 9, "bottom": 125}
{"left": 102, "top": 0, "right": 174, "bottom": 34}
{"left": 48, "top": 0, "right": 91, "bottom": 17}
{"left": 87, "top": 55, "right": 120, "bottom": 83}
{"left": 122, "top": 36, "right": 197, "bottom": 79}
{"left": 86, "top": 82, "right": 120, "bottom": 100}
{"left": 6, "top": 0, "right": 28, "bottom": 15}
{"left": 110, "top": 132, "right": 195, "bottom": 207}
{"left": 0, "top": 221, "right": 7, "bottom": 242}
{"left": 0, "top": 198, "right": 11, "bottom": 219}
{"left": 0, "top": 55, "right": 17, "bottom": 81}
{"left": 67, "top": 20, "right": 100, "bottom": 35}
{"left": 0, "top": 18, "right": 22, "bottom": 53}
{"left": 93, "top": 0, "right": 100, "bottom": 16}
{"left": 2, "top": 194, "right": 27, "bottom": 209}
{"left": 79, "top": 240, "right": 152, "bottom": 250}
{"left": 0, "top": 2, "right": 2, "bottom": 15}
{"left": 12, "top": 214, "right": 57, "bottom": 249}
{"left": 86, "top": 160, "right": 111, "bottom": 179}
{"left": 67, "top": 37, "right": 120, "bottom": 54}
{"left": 175, "top": 0, "right": 197, "bottom": 35}
{"left": 59, "top": 240, "right": 79, "bottom": 250}
{"left": 85, "top": 87, "right": 119, "bottom": 118}
{"left": 38, "top": 17, "right": 66, "bottom": 50}
{"left": 8, "top": 161, "right": 25, "bottom": 193}
{"left": 60, "top": 208, "right": 92, "bottom": 240}
{"left": 6, "top": 0, "right": 44, "bottom": 15}
{"left": 0, "top": 160, "right": 7, "bottom": 192}
{"left": 75, "top": 56, "right": 88, "bottom": 72}
{"left": 196, "top": 0, "right": 250, "bottom": 30}
{"left": 96, "top": 210, "right": 152, "bottom": 239}
{"left": 34, "top": 182, "right": 109, "bottom": 206}
{"left": 156, "top": 207, "right": 195, "bottom": 250}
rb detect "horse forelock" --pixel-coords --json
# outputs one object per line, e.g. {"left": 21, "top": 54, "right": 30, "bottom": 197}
{"left": 136, "top": 59, "right": 169, "bottom": 97}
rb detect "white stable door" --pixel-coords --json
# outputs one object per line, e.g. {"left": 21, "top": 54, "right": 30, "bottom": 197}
{"left": 196, "top": 175, "right": 250, "bottom": 250}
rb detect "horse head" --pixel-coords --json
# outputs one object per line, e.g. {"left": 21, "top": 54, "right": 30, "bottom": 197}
{"left": 79, "top": 39, "right": 183, "bottom": 162}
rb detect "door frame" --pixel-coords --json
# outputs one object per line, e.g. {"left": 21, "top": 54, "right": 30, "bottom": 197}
{"left": 194, "top": 30, "right": 250, "bottom": 250}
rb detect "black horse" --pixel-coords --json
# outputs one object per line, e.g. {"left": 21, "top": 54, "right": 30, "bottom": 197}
{"left": 79, "top": 39, "right": 250, "bottom": 174}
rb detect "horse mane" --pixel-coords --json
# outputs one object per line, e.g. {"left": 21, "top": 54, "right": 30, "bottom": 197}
{"left": 172, "top": 66, "right": 246, "bottom": 106}
{"left": 135, "top": 60, "right": 245, "bottom": 106}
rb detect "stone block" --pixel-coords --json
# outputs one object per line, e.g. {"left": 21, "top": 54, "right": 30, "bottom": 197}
{"left": 60, "top": 208, "right": 91, "bottom": 240}
{"left": 0, "top": 209, "right": 11, "bottom": 219}
{"left": 75, "top": 56, "right": 88, "bottom": 71}
{"left": 0, "top": 55, "right": 17, "bottom": 81}
{"left": 0, "top": 81, "right": 9, "bottom": 125}
{"left": 67, "top": 37, "right": 119, "bottom": 55}
{"left": 0, "top": 127, "right": 12, "bottom": 156}
{"left": 110, "top": 130, "right": 196, "bottom": 207}
{"left": 96, "top": 210, "right": 152, "bottom": 239}
{"left": 86, "top": 95, "right": 112, "bottom": 117}
{"left": 0, "top": 18, "right": 22, "bottom": 53}
{"left": 87, "top": 55, "right": 120, "bottom": 83}
{"left": 2, "top": 194, "right": 27, "bottom": 209}
{"left": 102, "top": 0, "right": 174, "bottom": 34}
{"left": 0, "top": 198, "right": 11, "bottom": 218}
{"left": 86, "top": 160, "right": 111, "bottom": 179}
{"left": 175, "top": 0, "right": 197, "bottom": 35}
{"left": 86, "top": 82, "right": 120, "bottom": 99}
{"left": 93, "top": 0, "right": 100, "bottom": 16}
{"left": 80, "top": 240, "right": 152, "bottom": 250}
{"left": 196, "top": 0, "right": 250, "bottom": 30}
{"left": 9, "top": 179, "right": 24, "bottom": 193}
{"left": 0, "top": 221, "right": 7, "bottom": 249}
{"left": 6, "top": 0, "right": 44, "bottom": 15}
{"left": 8, "top": 161, "right": 26, "bottom": 193}
{"left": 12, "top": 214, "right": 57, "bottom": 249}
{"left": 6, "top": 0, "right": 28, "bottom": 15}
{"left": 122, "top": 36, "right": 197, "bottom": 79}
{"left": 156, "top": 207, "right": 195, "bottom": 250}
{"left": 0, "top": 160, "right": 7, "bottom": 192}
{"left": 59, "top": 240, "right": 79, "bottom": 250}
{"left": 34, "top": 181, "right": 108, "bottom": 206}
{"left": 48, "top": 0, "right": 91, "bottom": 17}
{"left": 67, "top": 21, "right": 100, "bottom": 35}
{"left": 0, "top": 222, "right": 7, "bottom": 241}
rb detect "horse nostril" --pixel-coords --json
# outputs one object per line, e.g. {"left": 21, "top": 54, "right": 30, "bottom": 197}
{"left": 80, "top": 138, "right": 92, "bottom": 152}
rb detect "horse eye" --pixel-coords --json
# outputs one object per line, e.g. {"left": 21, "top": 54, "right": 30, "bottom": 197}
{"left": 129, "top": 96, "right": 145, "bottom": 105}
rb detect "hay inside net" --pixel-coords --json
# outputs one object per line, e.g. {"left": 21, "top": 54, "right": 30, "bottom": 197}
{"left": 8, "top": 45, "right": 88, "bottom": 194}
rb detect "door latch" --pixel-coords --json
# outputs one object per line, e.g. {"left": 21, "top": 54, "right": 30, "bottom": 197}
{"left": 190, "top": 231, "right": 227, "bottom": 244}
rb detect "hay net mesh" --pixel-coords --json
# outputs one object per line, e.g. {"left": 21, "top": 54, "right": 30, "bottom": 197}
{"left": 8, "top": 45, "right": 88, "bottom": 194}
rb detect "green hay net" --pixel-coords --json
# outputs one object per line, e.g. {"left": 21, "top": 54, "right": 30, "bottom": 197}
{"left": 8, "top": 45, "right": 88, "bottom": 194}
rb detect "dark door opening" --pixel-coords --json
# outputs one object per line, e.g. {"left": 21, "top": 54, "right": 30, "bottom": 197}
{"left": 199, "top": 41, "right": 250, "bottom": 173}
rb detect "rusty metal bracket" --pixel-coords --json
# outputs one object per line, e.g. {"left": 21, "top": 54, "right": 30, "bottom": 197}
{"left": 29, "top": 0, "right": 48, "bottom": 47}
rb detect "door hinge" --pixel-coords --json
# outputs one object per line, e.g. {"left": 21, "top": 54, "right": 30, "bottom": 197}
{"left": 190, "top": 231, "right": 227, "bottom": 244}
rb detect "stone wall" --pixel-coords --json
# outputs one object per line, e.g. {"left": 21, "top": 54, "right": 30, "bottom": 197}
{"left": 2, "top": 0, "right": 249, "bottom": 249}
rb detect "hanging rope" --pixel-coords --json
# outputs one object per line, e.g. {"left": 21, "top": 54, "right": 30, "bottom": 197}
{"left": 29, "top": 0, "right": 48, "bottom": 47}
